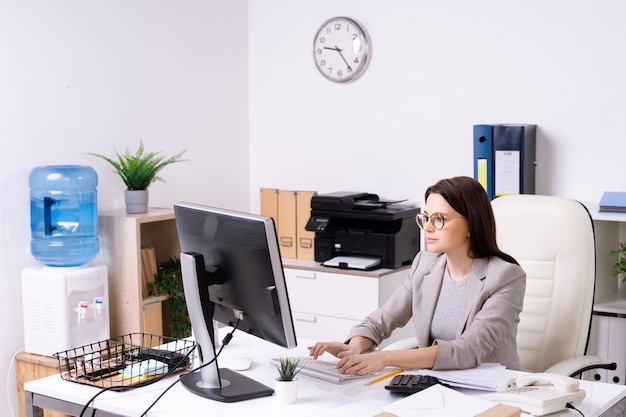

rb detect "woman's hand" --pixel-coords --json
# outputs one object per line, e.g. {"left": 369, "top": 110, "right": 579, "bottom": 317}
{"left": 336, "top": 351, "right": 388, "bottom": 375}
{"left": 308, "top": 340, "right": 389, "bottom": 375}
{"left": 307, "top": 341, "right": 359, "bottom": 360}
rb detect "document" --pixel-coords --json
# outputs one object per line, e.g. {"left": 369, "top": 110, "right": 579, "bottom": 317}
{"left": 419, "top": 362, "right": 508, "bottom": 391}
{"left": 382, "top": 384, "right": 496, "bottom": 417}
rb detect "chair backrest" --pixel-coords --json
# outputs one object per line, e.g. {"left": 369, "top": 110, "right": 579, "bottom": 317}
{"left": 491, "top": 194, "right": 595, "bottom": 373}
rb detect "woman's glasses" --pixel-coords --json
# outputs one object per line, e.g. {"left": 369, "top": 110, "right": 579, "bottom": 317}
{"left": 415, "top": 213, "right": 464, "bottom": 230}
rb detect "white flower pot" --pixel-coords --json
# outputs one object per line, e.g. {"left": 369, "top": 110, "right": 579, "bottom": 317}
{"left": 274, "top": 377, "right": 299, "bottom": 404}
{"left": 124, "top": 190, "right": 149, "bottom": 214}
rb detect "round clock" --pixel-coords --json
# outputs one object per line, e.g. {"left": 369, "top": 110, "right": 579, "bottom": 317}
{"left": 313, "top": 16, "right": 371, "bottom": 83}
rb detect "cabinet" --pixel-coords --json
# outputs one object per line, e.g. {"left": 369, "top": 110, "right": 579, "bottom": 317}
{"left": 98, "top": 208, "right": 180, "bottom": 337}
{"left": 282, "top": 259, "right": 414, "bottom": 349}
{"left": 584, "top": 205, "right": 626, "bottom": 384}
{"left": 16, "top": 352, "right": 69, "bottom": 417}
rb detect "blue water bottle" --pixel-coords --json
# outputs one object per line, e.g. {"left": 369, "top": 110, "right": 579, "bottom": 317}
{"left": 29, "top": 165, "right": 100, "bottom": 266}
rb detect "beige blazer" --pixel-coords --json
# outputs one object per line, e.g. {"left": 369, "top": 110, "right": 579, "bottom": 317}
{"left": 346, "top": 251, "right": 526, "bottom": 370}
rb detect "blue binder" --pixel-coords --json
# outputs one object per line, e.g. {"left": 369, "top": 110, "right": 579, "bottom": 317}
{"left": 473, "top": 125, "right": 495, "bottom": 200}
{"left": 599, "top": 191, "right": 626, "bottom": 212}
{"left": 493, "top": 124, "right": 536, "bottom": 197}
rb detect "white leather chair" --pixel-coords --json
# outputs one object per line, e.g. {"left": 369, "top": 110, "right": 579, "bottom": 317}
{"left": 385, "top": 194, "right": 616, "bottom": 377}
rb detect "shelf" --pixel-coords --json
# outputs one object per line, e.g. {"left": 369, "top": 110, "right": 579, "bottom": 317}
{"left": 98, "top": 207, "right": 179, "bottom": 337}
{"left": 583, "top": 201, "right": 626, "bottom": 222}
{"left": 281, "top": 257, "right": 410, "bottom": 279}
{"left": 143, "top": 294, "right": 168, "bottom": 306}
{"left": 594, "top": 287, "right": 626, "bottom": 316}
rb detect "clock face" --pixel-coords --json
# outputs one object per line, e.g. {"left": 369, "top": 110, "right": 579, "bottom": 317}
{"left": 313, "top": 17, "right": 371, "bottom": 83}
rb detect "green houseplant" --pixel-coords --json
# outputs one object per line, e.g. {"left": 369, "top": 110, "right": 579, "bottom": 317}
{"left": 275, "top": 357, "right": 303, "bottom": 382}
{"left": 610, "top": 242, "right": 626, "bottom": 281}
{"left": 87, "top": 140, "right": 187, "bottom": 213}
{"left": 149, "top": 257, "right": 191, "bottom": 339}
{"left": 274, "top": 357, "right": 303, "bottom": 404}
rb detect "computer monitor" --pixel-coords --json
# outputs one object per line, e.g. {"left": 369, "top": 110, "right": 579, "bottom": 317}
{"left": 173, "top": 202, "right": 297, "bottom": 403}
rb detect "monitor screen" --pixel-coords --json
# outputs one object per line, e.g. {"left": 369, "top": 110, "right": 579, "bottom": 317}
{"left": 174, "top": 202, "right": 297, "bottom": 402}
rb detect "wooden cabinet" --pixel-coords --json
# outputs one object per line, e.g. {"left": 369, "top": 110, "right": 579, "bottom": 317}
{"left": 282, "top": 259, "right": 413, "bottom": 349}
{"left": 16, "top": 352, "right": 69, "bottom": 417}
{"left": 98, "top": 208, "right": 180, "bottom": 337}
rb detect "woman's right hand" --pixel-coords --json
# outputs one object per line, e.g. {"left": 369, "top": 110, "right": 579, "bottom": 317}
{"left": 307, "top": 341, "right": 359, "bottom": 360}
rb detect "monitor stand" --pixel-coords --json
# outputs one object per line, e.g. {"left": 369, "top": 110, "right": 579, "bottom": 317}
{"left": 179, "top": 252, "right": 274, "bottom": 403}
{"left": 181, "top": 368, "right": 273, "bottom": 403}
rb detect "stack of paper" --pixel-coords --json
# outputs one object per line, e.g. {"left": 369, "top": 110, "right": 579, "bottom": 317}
{"left": 418, "top": 362, "right": 508, "bottom": 391}
{"left": 381, "top": 384, "right": 498, "bottom": 417}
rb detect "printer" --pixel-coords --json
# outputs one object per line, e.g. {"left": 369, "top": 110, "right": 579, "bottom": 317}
{"left": 305, "top": 192, "right": 420, "bottom": 270}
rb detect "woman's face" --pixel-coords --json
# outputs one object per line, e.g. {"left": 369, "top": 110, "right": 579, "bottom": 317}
{"left": 422, "top": 193, "right": 470, "bottom": 256}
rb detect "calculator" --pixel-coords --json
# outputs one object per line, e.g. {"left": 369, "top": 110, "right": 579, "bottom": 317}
{"left": 384, "top": 374, "right": 440, "bottom": 395}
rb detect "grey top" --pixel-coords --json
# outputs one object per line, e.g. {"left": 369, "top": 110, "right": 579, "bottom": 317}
{"left": 430, "top": 269, "right": 467, "bottom": 342}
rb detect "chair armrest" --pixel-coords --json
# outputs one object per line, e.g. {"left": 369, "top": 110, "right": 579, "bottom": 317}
{"left": 544, "top": 355, "right": 617, "bottom": 378}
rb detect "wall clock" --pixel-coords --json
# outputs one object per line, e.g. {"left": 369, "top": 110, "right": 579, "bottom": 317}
{"left": 313, "top": 16, "right": 371, "bottom": 83}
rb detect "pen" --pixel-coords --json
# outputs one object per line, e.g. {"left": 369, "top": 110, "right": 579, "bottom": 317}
{"left": 365, "top": 368, "right": 403, "bottom": 386}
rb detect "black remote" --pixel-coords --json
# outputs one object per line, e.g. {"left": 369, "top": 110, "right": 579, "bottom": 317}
{"left": 385, "top": 374, "right": 440, "bottom": 395}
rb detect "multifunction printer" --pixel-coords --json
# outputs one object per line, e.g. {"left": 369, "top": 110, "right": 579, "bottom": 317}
{"left": 305, "top": 192, "right": 420, "bottom": 270}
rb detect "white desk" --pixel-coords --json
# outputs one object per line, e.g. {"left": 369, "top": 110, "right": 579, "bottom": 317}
{"left": 24, "top": 328, "right": 626, "bottom": 417}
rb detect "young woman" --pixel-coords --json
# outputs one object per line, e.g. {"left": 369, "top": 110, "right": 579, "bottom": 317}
{"left": 308, "top": 176, "right": 526, "bottom": 373}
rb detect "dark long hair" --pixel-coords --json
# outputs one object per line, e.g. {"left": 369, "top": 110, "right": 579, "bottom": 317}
{"left": 425, "top": 176, "right": 519, "bottom": 265}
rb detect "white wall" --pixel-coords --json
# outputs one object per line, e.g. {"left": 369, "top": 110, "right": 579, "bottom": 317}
{"left": 249, "top": 0, "right": 626, "bottom": 210}
{"left": 2, "top": 0, "right": 626, "bottom": 415}
{"left": 0, "top": 1, "right": 248, "bottom": 415}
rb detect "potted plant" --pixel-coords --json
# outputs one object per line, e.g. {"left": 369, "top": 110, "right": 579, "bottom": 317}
{"left": 611, "top": 242, "right": 626, "bottom": 281}
{"left": 87, "top": 140, "right": 187, "bottom": 213}
{"left": 274, "top": 357, "right": 303, "bottom": 404}
{"left": 150, "top": 257, "right": 191, "bottom": 339}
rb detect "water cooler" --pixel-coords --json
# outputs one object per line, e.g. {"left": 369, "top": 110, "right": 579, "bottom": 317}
{"left": 21, "top": 165, "right": 110, "bottom": 356}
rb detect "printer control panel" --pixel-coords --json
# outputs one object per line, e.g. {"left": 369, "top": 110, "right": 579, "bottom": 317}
{"left": 306, "top": 216, "right": 331, "bottom": 232}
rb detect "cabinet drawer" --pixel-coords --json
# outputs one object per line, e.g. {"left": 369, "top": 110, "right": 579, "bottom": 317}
{"left": 291, "top": 311, "right": 361, "bottom": 342}
{"left": 291, "top": 311, "right": 415, "bottom": 349}
{"left": 285, "top": 269, "right": 378, "bottom": 320}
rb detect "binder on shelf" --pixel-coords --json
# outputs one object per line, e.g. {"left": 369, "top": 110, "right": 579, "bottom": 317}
{"left": 599, "top": 191, "right": 626, "bottom": 212}
{"left": 473, "top": 125, "right": 495, "bottom": 200}
{"left": 277, "top": 190, "right": 297, "bottom": 259}
{"left": 141, "top": 246, "right": 158, "bottom": 298}
{"left": 295, "top": 190, "right": 317, "bottom": 260}
{"left": 260, "top": 188, "right": 279, "bottom": 222}
{"left": 493, "top": 124, "right": 536, "bottom": 197}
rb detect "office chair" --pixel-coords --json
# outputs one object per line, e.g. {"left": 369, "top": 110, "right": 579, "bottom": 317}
{"left": 385, "top": 194, "right": 616, "bottom": 377}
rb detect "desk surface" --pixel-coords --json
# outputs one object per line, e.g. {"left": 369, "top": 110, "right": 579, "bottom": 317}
{"left": 25, "top": 328, "right": 626, "bottom": 417}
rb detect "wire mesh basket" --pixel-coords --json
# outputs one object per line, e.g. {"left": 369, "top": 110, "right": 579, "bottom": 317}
{"left": 53, "top": 333, "right": 197, "bottom": 390}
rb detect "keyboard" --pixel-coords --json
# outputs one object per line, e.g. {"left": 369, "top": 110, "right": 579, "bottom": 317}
{"left": 385, "top": 374, "right": 440, "bottom": 395}
{"left": 269, "top": 356, "right": 371, "bottom": 384}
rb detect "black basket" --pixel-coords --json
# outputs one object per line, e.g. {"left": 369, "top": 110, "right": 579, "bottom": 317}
{"left": 53, "top": 333, "right": 197, "bottom": 390}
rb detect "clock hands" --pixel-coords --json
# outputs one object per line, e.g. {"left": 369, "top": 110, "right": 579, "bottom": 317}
{"left": 323, "top": 45, "right": 352, "bottom": 72}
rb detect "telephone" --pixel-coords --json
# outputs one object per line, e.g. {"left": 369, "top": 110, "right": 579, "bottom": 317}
{"left": 483, "top": 373, "right": 586, "bottom": 416}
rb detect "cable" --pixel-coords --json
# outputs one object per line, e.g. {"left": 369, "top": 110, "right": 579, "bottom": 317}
{"left": 138, "top": 321, "right": 240, "bottom": 416}
{"left": 76, "top": 330, "right": 209, "bottom": 417}
{"left": 7, "top": 348, "right": 24, "bottom": 417}
{"left": 566, "top": 402, "right": 584, "bottom": 416}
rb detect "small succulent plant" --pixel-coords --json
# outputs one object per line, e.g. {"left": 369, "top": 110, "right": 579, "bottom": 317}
{"left": 275, "top": 357, "right": 303, "bottom": 381}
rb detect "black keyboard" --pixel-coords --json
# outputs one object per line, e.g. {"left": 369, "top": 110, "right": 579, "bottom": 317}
{"left": 385, "top": 374, "right": 440, "bottom": 395}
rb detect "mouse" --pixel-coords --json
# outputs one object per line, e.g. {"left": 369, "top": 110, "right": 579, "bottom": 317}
{"left": 228, "top": 357, "right": 252, "bottom": 371}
